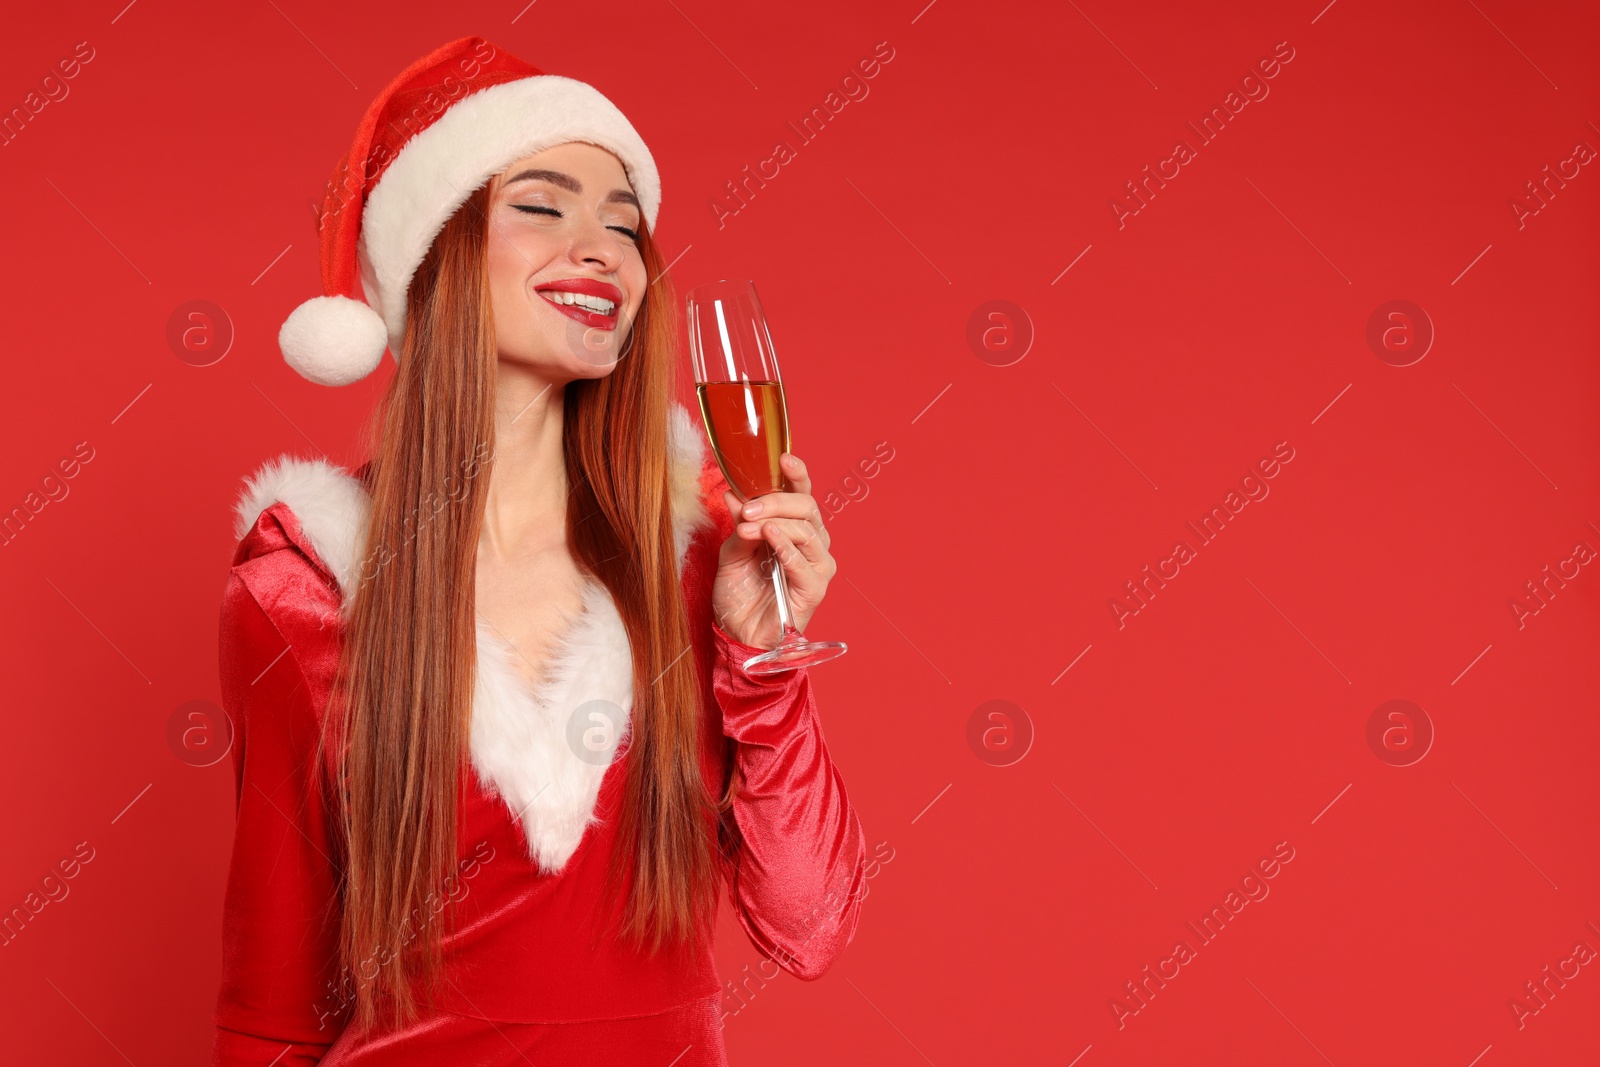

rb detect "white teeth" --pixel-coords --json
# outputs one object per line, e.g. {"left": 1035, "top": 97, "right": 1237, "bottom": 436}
{"left": 539, "top": 289, "right": 616, "bottom": 315}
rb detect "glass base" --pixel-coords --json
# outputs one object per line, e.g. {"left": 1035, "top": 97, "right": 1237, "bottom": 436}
{"left": 741, "top": 634, "right": 848, "bottom": 676}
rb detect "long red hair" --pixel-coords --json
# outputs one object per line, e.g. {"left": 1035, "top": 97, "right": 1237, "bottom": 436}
{"left": 316, "top": 180, "right": 728, "bottom": 1033}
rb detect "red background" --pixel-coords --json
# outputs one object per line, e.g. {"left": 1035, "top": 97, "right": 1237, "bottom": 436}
{"left": 1, "top": 1, "right": 1597, "bottom": 1064}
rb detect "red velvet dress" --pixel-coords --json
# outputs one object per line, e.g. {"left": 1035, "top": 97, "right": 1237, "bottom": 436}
{"left": 211, "top": 447, "right": 866, "bottom": 1066}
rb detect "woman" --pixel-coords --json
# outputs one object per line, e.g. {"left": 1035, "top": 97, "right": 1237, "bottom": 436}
{"left": 214, "top": 36, "right": 867, "bottom": 1066}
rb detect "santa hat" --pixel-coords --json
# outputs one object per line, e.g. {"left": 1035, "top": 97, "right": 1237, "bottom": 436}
{"left": 279, "top": 36, "right": 661, "bottom": 386}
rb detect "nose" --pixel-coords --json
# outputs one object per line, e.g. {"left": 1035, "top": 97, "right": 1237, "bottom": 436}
{"left": 567, "top": 213, "right": 625, "bottom": 273}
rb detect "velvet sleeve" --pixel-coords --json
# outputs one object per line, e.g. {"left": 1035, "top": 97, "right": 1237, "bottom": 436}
{"left": 213, "top": 529, "right": 347, "bottom": 1064}
{"left": 709, "top": 616, "right": 867, "bottom": 981}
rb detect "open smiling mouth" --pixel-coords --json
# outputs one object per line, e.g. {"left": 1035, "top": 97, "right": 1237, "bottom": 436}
{"left": 535, "top": 289, "right": 620, "bottom": 330}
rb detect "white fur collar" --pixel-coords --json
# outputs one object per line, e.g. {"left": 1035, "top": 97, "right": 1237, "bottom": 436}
{"left": 231, "top": 402, "right": 712, "bottom": 873}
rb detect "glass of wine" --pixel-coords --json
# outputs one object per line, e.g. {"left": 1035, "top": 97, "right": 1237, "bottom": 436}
{"left": 685, "top": 278, "right": 847, "bottom": 676}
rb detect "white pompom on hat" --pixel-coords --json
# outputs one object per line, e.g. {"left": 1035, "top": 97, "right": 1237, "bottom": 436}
{"left": 280, "top": 295, "right": 389, "bottom": 386}
{"left": 280, "top": 36, "right": 661, "bottom": 386}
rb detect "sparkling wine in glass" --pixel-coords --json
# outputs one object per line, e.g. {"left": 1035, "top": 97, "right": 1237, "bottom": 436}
{"left": 685, "top": 278, "right": 847, "bottom": 676}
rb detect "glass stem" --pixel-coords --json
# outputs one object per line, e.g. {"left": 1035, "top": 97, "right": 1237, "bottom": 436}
{"left": 766, "top": 542, "right": 801, "bottom": 640}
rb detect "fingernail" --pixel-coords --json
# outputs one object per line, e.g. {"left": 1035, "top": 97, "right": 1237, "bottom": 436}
{"left": 744, "top": 501, "right": 762, "bottom": 517}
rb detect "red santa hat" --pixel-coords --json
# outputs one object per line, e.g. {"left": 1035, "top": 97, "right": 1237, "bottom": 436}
{"left": 279, "top": 36, "right": 662, "bottom": 386}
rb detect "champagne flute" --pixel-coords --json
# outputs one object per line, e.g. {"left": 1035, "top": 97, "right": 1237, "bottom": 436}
{"left": 685, "top": 278, "right": 847, "bottom": 676}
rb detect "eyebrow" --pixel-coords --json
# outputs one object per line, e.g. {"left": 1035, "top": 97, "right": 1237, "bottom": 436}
{"left": 504, "top": 168, "right": 640, "bottom": 210}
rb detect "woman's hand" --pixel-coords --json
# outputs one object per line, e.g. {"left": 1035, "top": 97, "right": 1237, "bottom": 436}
{"left": 711, "top": 452, "right": 836, "bottom": 650}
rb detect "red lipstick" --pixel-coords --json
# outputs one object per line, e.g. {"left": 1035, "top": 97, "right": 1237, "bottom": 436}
{"left": 534, "top": 278, "right": 624, "bottom": 330}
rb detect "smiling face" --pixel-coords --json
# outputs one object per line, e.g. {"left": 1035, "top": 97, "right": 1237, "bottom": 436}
{"left": 484, "top": 141, "right": 648, "bottom": 379}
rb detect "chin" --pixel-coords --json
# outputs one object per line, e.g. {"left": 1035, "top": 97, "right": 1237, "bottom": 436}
{"left": 497, "top": 342, "right": 622, "bottom": 381}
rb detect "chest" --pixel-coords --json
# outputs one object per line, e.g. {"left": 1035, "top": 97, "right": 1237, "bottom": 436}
{"left": 474, "top": 540, "right": 589, "bottom": 693}
{"left": 468, "top": 538, "right": 640, "bottom": 874}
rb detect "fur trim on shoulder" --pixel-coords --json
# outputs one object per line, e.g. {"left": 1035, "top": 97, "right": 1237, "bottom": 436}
{"left": 232, "top": 454, "right": 372, "bottom": 607}
{"left": 668, "top": 400, "right": 711, "bottom": 565}
{"left": 232, "top": 401, "right": 713, "bottom": 606}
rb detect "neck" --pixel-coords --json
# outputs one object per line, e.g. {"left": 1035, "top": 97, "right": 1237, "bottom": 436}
{"left": 481, "top": 360, "right": 569, "bottom": 563}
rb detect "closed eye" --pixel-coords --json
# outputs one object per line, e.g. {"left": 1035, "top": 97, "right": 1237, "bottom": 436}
{"left": 513, "top": 204, "right": 639, "bottom": 242}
